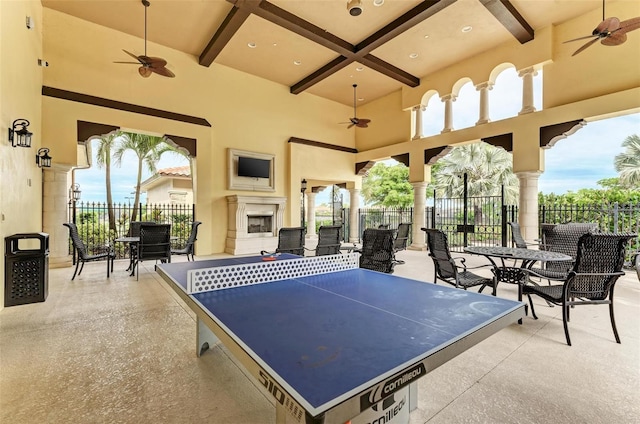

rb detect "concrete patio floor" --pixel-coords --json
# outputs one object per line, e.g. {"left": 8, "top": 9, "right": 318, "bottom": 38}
{"left": 1, "top": 246, "right": 639, "bottom": 423}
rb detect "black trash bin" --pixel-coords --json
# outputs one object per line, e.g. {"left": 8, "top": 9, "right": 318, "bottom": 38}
{"left": 4, "top": 233, "right": 49, "bottom": 307}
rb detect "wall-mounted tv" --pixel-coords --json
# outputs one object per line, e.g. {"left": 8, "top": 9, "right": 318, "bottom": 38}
{"left": 238, "top": 156, "right": 271, "bottom": 178}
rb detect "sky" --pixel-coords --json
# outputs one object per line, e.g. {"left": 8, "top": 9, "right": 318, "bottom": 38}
{"left": 75, "top": 68, "right": 639, "bottom": 204}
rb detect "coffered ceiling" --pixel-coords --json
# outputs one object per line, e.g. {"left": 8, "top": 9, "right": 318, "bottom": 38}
{"left": 42, "top": 0, "right": 610, "bottom": 106}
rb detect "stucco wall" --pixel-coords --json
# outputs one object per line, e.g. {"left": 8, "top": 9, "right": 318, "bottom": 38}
{"left": 0, "top": 0, "right": 44, "bottom": 310}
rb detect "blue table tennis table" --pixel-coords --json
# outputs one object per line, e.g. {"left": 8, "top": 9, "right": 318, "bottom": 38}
{"left": 156, "top": 254, "right": 525, "bottom": 424}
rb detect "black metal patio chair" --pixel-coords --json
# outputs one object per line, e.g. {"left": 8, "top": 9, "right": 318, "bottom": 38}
{"left": 261, "top": 227, "right": 305, "bottom": 256}
{"left": 392, "top": 223, "right": 411, "bottom": 264}
{"left": 134, "top": 223, "right": 171, "bottom": 280}
{"left": 63, "top": 222, "right": 114, "bottom": 280}
{"left": 309, "top": 225, "right": 342, "bottom": 256}
{"left": 535, "top": 222, "right": 599, "bottom": 281}
{"left": 507, "top": 222, "right": 540, "bottom": 249}
{"left": 357, "top": 228, "right": 397, "bottom": 274}
{"left": 422, "top": 228, "right": 496, "bottom": 294}
{"left": 171, "top": 221, "right": 202, "bottom": 261}
{"left": 522, "top": 232, "right": 637, "bottom": 346}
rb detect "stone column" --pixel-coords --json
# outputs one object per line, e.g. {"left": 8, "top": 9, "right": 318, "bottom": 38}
{"left": 441, "top": 94, "right": 456, "bottom": 133}
{"left": 516, "top": 171, "right": 541, "bottom": 243}
{"left": 409, "top": 182, "right": 428, "bottom": 250}
{"left": 348, "top": 188, "right": 360, "bottom": 243}
{"left": 475, "top": 82, "right": 493, "bottom": 125}
{"left": 306, "top": 192, "right": 317, "bottom": 239}
{"left": 42, "top": 164, "right": 74, "bottom": 268}
{"left": 412, "top": 105, "right": 425, "bottom": 140}
{"left": 518, "top": 67, "right": 537, "bottom": 115}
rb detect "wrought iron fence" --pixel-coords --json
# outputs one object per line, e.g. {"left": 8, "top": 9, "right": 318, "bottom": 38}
{"left": 68, "top": 202, "right": 195, "bottom": 259}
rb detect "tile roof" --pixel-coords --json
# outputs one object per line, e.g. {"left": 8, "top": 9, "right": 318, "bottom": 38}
{"left": 157, "top": 166, "right": 190, "bottom": 177}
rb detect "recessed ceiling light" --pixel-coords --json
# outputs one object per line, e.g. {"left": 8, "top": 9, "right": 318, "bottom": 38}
{"left": 356, "top": 67, "right": 364, "bottom": 72}
{"left": 409, "top": 53, "right": 418, "bottom": 59}
{"left": 358, "top": 97, "right": 364, "bottom": 102}
{"left": 247, "top": 42, "right": 256, "bottom": 48}
{"left": 462, "top": 26, "right": 472, "bottom": 33}
{"left": 373, "top": 0, "right": 384, "bottom": 6}
{"left": 272, "top": 43, "right": 277, "bottom": 47}
{"left": 424, "top": 35, "right": 430, "bottom": 39}
{"left": 293, "top": 60, "right": 301, "bottom": 65}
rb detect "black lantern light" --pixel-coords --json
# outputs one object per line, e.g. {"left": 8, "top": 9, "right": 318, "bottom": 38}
{"left": 70, "top": 183, "right": 81, "bottom": 202}
{"left": 36, "top": 147, "right": 52, "bottom": 168}
{"left": 8, "top": 119, "right": 33, "bottom": 148}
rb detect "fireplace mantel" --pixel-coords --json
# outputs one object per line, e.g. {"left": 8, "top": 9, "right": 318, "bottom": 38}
{"left": 225, "top": 195, "right": 287, "bottom": 255}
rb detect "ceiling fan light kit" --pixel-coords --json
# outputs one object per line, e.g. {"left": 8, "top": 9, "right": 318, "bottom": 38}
{"left": 114, "top": 0, "right": 175, "bottom": 78}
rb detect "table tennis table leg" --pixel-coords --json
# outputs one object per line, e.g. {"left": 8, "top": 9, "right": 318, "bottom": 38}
{"left": 408, "top": 382, "right": 418, "bottom": 413}
{"left": 197, "top": 317, "right": 219, "bottom": 357}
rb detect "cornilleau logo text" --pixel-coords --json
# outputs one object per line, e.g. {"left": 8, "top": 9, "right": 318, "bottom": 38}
{"left": 360, "top": 363, "right": 426, "bottom": 410}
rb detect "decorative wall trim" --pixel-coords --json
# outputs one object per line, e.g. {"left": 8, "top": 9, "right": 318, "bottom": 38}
{"left": 43, "top": 86, "right": 211, "bottom": 127}
{"left": 288, "top": 137, "right": 358, "bottom": 153}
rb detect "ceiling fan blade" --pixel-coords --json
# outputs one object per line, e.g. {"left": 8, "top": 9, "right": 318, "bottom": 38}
{"left": 595, "top": 17, "right": 620, "bottom": 33}
{"left": 151, "top": 66, "right": 175, "bottom": 78}
{"left": 138, "top": 67, "right": 152, "bottom": 78}
{"left": 602, "top": 31, "right": 627, "bottom": 46}
{"left": 113, "top": 61, "right": 142, "bottom": 65}
{"left": 618, "top": 16, "right": 640, "bottom": 34}
{"left": 356, "top": 119, "right": 371, "bottom": 128}
{"left": 347, "top": 123, "right": 355, "bottom": 129}
{"left": 563, "top": 34, "right": 598, "bottom": 44}
{"left": 123, "top": 49, "right": 144, "bottom": 64}
{"left": 141, "top": 56, "right": 167, "bottom": 67}
{"left": 571, "top": 37, "right": 599, "bottom": 56}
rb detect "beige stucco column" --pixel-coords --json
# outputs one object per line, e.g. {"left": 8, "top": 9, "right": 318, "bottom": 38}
{"left": 441, "top": 94, "right": 456, "bottom": 133}
{"left": 42, "top": 164, "right": 73, "bottom": 268}
{"left": 516, "top": 171, "right": 541, "bottom": 243}
{"left": 475, "top": 82, "right": 493, "bottom": 125}
{"left": 412, "top": 105, "right": 425, "bottom": 140}
{"left": 518, "top": 67, "right": 538, "bottom": 115}
{"left": 348, "top": 188, "right": 360, "bottom": 243}
{"left": 409, "top": 182, "right": 428, "bottom": 250}
{"left": 306, "top": 191, "right": 317, "bottom": 239}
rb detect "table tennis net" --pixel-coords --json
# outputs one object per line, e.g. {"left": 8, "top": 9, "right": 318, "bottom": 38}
{"left": 186, "top": 253, "right": 360, "bottom": 294}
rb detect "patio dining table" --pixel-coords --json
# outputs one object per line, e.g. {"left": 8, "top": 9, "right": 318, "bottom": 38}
{"left": 464, "top": 246, "right": 573, "bottom": 322}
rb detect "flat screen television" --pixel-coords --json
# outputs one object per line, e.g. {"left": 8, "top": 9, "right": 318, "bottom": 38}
{"left": 238, "top": 156, "right": 270, "bottom": 178}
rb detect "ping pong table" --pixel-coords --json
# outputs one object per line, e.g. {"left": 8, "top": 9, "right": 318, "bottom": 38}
{"left": 156, "top": 253, "right": 525, "bottom": 424}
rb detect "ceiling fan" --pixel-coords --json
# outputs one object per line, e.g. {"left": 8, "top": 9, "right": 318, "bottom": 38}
{"left": 114, "top": 0, "right": 175, "bottom": 78}
{"left": 341, "top": 84, "right": 371, "bottom": 129}
{"left": 563, "top": 0, "right": 640, "bottom": 56}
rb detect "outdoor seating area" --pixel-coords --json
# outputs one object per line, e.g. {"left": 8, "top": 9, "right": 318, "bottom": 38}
{"left": 1, "top": 246, "right": 638, "bottom": 423}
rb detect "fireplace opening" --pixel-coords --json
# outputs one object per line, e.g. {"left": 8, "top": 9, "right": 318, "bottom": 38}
{"left": 248, "top": 215, "right": 273, "bottom": 233}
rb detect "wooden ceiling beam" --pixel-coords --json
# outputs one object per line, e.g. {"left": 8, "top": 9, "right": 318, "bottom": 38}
{"left": 199, "top": 5, "right": 252, "bottom": 66}
{"left": 480, "top": 0, "right": 534, "bottom": 44}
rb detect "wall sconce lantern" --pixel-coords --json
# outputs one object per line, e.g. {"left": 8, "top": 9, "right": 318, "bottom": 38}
{"left": 8, "top": 119, "right": 33, "bottom": 148}
{"left": 36, "top": 148, "right": 52, "bottom": 168}
{"left": 70, "top": 183, "right": 81, "bottom": 202}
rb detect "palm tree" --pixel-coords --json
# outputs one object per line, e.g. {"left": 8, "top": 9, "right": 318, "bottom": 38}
{"left": 95, "top": 131, "right": 122, "bottom": 234}
{"left": 113, "top": 132, "right": 172, "bottom": 225}
{"left": 432, "top": 142, "right": 519, "bottom": 223}
{"left": 614, "top": 134, "right": 640, "bottom": 189}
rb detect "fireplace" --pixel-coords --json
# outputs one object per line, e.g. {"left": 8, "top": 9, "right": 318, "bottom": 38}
{"left": 226, "top": 195, "right": 287, "bottom": 255}
{"left": 247, "top": 215, "right": 273, "bottom": 234}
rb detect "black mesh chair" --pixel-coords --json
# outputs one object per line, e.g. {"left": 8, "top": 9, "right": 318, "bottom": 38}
{"left": 523, "top": 232, "right": 636, "bottom": 346}
{"left": 392, "top": 223, "right": 411, "bottom": 264}
{"left": 311, "top": 225, "right": 342, "bottom": 256}
{"left": 171, "top": 221, "right": 201, "bottom": 261}
{"left": 63, "top": 222, "right": 114, "bottom": 280}
{"left": 134, "top": 223, "right": 171, "bottom": 280}
{"left": 507, "top": 222, "right": 538, "bottom": 249}
{"left": 357, "top": 228, "right": 397, "bottom": 274}
{"left": 422, "top": 228, "right": 495, "bottom": 294}
{"left": 261, "top": 227, "right": 305, "bottom": 256}
{"left": 535, "top": 223, "right": 599, "bottom": 280}
{"left": 127, "top": 221, "right": 154, "bottom": 266}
